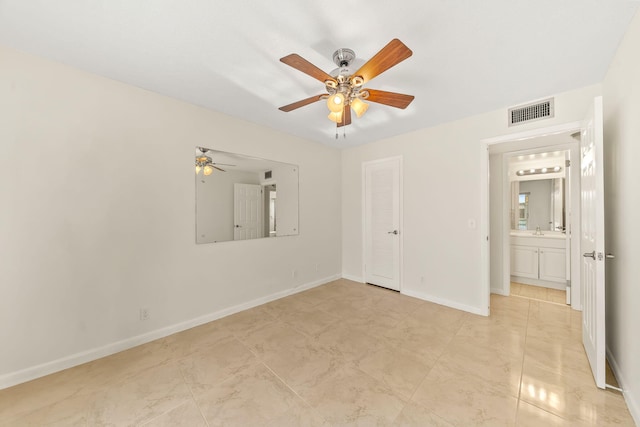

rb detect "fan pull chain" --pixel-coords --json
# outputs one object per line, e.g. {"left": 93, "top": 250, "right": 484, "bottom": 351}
{"left": 335, "top": 122, "right": 338, "bottom": 139}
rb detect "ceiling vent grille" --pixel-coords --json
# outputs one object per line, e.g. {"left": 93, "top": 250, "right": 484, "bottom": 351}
{"left": 508, "top": 98, "right": 554, "bottom": 126}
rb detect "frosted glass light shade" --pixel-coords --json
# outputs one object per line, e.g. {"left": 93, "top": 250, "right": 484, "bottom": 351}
{"left": 327, "top": 93, "right": 345, "bottom": 113}
{"left": 195, "top": 165, "right": 201, "bottom": 174}
{"left": 327, "top": 111, "right": 343, "bottom": 123}
{"left": 350, "top": 98, "right": 369, "bottom": 118}
{"left": 203, "top": 165, "right": 214, "bottom": 176}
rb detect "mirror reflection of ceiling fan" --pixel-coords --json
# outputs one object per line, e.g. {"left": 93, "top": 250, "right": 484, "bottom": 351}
{"left": 278, "top": 39, "right": 415, "bottom": 132}
{"left": 195, "top": 147, "right": 236, "bottom": 175}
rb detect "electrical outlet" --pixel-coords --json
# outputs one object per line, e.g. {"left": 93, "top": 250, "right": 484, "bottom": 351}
{"left": 140, "top": 308, "right": 150, "bottom": 321}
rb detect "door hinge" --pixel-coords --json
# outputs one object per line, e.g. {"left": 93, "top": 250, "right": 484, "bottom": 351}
{"left": 565, "top": 159, "right": 571, "bottom": 167}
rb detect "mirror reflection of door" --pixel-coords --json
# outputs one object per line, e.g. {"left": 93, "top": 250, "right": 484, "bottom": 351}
{"left": 233, "top": 183, "right": 263, "bottom": 240}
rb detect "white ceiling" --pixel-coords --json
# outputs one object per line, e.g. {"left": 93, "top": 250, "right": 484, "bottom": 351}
{"left": 1, "top": 1, "right": 638, "bottom": 148}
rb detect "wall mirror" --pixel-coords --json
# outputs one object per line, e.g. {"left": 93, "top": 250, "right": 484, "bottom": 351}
{"left": 510, "top": 178, "right": 565, "bottom": 232}
{"left": 195, "top": 147, "right": 299, "bottom": 243}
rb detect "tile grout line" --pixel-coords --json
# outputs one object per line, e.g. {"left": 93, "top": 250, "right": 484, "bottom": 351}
{"left": 514, "top": 297, "right": 531, "bottom": 423}
{"left": 514, "top": 297, "right": 575, "bottom": 424}
{"left": 259, "top": 361, "right": 331, "bottom": 425}
{"left": 177, "top": 358, "right": 212, "bottom": 427}
{"left": 396, "top": 309, "right": 468, "bottom": 427}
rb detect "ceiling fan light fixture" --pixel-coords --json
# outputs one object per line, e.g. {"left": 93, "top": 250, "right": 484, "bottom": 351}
{"left": 278, "top": 39, "right": 414, "bottom": 133}
{"left": 203, "top": 165, "right": 214, "bottom": 176}
{"left": 351, "top": 98, "right": 369, "bottom": 118}
{"left": 195, "top": 165, "right": 202, "bottom": 174}
{"left": 328, "top": 111, "right": 343, "bottom": 123}
{"left": 327, "top": 93, "right": 345, "bottom": 113}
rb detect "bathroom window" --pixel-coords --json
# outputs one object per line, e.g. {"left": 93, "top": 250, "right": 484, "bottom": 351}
{"left": 518, "top": 193, "right": 529, "bottom": 230}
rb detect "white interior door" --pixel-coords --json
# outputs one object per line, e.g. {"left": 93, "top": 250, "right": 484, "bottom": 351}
{"left": 364, "top": 158, "right": 401, "bottom": 291}
{"left": 234, "top": 183, "right": 263, "bottom": 241}
{"left": 580, "top": 96, "right": 606, "bottom": 389}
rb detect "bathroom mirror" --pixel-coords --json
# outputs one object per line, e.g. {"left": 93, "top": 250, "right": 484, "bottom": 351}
{"left": 511, "top": 178, "right": 565, "bottom": 232}
{"left": 195, "top": 147, "right": 299, "bottom": 243}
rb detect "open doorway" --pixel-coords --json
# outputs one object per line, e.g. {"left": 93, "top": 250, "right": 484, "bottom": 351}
{"left": 506, "top": 148, "right": 572, "bottom": 305}
{"left": 483, "top": 124, "right": 583, "bottom": 311}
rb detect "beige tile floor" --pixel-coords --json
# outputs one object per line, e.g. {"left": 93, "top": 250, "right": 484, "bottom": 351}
{"left": 510, "top": 282, "right": 567, "bottom": 305}
{"left": 0, "top": 279, "right": 635, "bottom": 426}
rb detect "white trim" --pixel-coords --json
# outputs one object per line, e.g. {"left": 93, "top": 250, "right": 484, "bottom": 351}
{"left": 607, "top": 347, "right": 640, "bottom": 425}
{"left": 480, "top": 143, "right": 490, "bottom": 315}
{"left": 483, "top": 121, "right": 582, "bottom": 145}
{"left": 0, "top": 274, "right": 340, "bottom": 390}
{"left": 501, "top": 153, "right": 512, "bottom": 296}
{"left": 402, "top": 289, "right": 488, "bottom": 316}
{"left": 491, "top": 288, "right": 509, "bottom": 296}
{"left": 341, "top": 274, "right": 364, "bottom": 283}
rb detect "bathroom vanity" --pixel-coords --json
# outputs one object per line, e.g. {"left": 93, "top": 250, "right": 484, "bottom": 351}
{"left": 510, "top": 231, "right": 568, "bottom": 290}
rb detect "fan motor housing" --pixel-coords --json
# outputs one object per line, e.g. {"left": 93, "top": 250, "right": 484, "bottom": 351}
{"left": 332, "top": 48, "right": 355, "bottom": 67}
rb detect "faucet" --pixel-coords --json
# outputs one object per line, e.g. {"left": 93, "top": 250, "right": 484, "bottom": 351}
{"left": 534, "top": 226, "right": 543, "bottom": 236}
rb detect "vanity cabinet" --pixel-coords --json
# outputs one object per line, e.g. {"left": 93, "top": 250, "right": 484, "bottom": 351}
{"left": 511, "top": 245, "right": 539, "bottom": 279}
{"left": 538, "top": 247, "right": 566, "bottom": 282}
{"left": 510, "top": 234, "right": 567, "bottom": 287}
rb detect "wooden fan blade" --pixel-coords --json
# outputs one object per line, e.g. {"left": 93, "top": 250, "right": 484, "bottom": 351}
{"left": 365, "top": 89, "right": 415, "bottom": 109}
{"left": 212, "top": 163, "right": 236, "bottom": 167}
{"left": 337, "top": 104, "right": 352, "bottom": 127}
{"left": 213, "top": 165, "right": 226, "bottom": 172}
{"left": 353, "top": 39, "right": 412, "bottom": 84}
{"left": 279, "top": 94, "right": 326, "bottom": 112}
{"left": 280, "top": 54, "right": 337, "bottom": 84}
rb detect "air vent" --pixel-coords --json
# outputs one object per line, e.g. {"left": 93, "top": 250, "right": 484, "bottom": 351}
{"left": 264, "top": 170, "right": 272, "bottom": 179}
{"left": 508, "top": 98, "right": 554, "bottom": 126}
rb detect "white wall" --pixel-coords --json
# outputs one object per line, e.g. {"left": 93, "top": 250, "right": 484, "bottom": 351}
{"left": 603, "top": 9, "right": 640, "bottom": 424}
{"left": 342, "top": 84, "right": 601, "bottom": 314}
{"left": 0, "top": 46, "right": 342, "bottom": 387}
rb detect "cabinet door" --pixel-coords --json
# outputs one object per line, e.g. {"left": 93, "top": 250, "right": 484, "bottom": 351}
{"left": 511, "top": 245, "right": 538, "bottom": 279}
{"left": 539, "top": 247, "right": 566, "bottom": 283}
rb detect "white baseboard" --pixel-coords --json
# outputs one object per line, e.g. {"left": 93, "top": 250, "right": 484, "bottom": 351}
{"left": 402, "top": 289, "right": 489, "bottom": 316}
{"left": 341, "top": 274, "right": 364, "bottom": 283}
{"left": 0, "top": 274, "right": 341, "bottom": 391}
{"left": 491, "top": 287, "right": 510, "bottom": 296}
{"left": 606, "top": 347, "right": 639, "bottom": 426}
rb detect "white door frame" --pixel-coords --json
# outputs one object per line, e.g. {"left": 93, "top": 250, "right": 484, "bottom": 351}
{"left": 480, "top": 122, "right": 583, "bottom": 312}
{"left": 361, "top": 156, "right": 403, "bottom": 292}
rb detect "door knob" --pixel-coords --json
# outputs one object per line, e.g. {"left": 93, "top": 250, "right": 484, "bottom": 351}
{"left": 387, "top": 230, "right": 399, "bottom": 235}
{"left": 606, "top": 253, "right": 615, "bottom": 259}
{"left": 583, "top": 251, "right": 596, "bottom": 260}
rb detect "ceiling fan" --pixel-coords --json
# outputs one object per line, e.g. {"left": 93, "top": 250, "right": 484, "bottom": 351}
{"left": 195, "top": 147, "right": 236, "bottom": 175}
{"left": 278, "top": 39, "right": 415, "bottom": 129}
